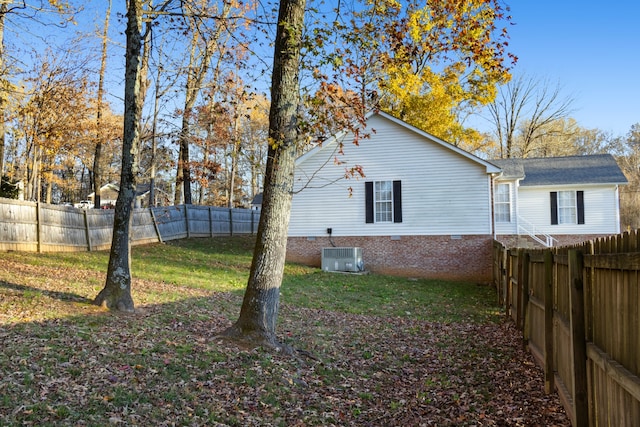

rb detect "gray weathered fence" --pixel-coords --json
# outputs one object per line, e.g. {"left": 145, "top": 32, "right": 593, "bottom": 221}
{"left": 0, "top": 198, "right": 259, "bottom": 252}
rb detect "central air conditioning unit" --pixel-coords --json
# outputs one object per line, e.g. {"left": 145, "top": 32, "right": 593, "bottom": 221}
{"left": 321, "top": 247, "right": 364, "bottom": 273}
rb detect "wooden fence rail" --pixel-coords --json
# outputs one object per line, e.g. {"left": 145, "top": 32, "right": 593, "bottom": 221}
{"left": 493, "top": 232, "right": 640, "bottom": 427}
{"left": 0, "top": 198, "right": 259, "bottom": 252}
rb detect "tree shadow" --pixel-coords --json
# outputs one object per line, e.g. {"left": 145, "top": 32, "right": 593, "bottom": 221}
{"left": 0, "top": 280, "right": 94, "bottom": 304}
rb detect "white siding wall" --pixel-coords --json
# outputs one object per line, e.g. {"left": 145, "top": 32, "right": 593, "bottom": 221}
{"left": 517, "top": 184, "right": 621, "bottom": 235}
{"left": 289, "top": 115, "right": 493, "bottom": 237}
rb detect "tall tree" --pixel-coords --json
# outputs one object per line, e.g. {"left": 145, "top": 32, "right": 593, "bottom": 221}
{"left": 92, "top": 0, "right": 112, "bottom": 209}
{"left": 192, "top": 71, "right": 266, "bottom": 206}
{"left": 0, "top": 0, "right": 76, "bottom": 179}
{"left": 610, "top": 124, "right": 640, "bottom": 230}
{"left": 222, "top": 0, "right": 516, "bottom": 348}
{"left": 222, "top": 0, "right": 306, "bottom": 348}
{"left": 174, "top": 0, "right": 234, "bottom": 205}
{"left": 15, "top": 48, "right": 93, "bottom": 202}
{"left": 0, "top": 1, "right": 7, "bottom": 177}
{"left": 312, "top": 0, "right": 514, "bottom": 148}
{"left": 93, "top": 0, "right": 144, "bottom": 312}
{"left": 486, "top": 74, "right": 574, "bottom": 158}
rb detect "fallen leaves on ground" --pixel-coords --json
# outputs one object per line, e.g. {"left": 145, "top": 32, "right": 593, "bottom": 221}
{"left": 0, "top": 260, "right": 570, "bottom": 426}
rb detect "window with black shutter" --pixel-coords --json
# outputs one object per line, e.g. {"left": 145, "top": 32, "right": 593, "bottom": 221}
{"left": 365, "top": 180, "right": 402, "bottom": 223}
{"left": 550, "top": 190, "right": 584, "bottom": 225}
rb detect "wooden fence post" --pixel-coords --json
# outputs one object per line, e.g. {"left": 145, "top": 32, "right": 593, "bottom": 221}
{"left": 228, "top": 208, "right": 233, "bottom": 236}
{"left": 522, "top": 251, "right": 530, "bottom": 345}
{"left": 251, "top": 209, "right": 255, "bottom": 235}
{"left": 568, "top": 249, "right": 589, "bottom": 427}
{"left": 500, "top": 245, "right": 507, "bottom": 306}
{"left": 543, "top": 249, "right": 555, "bottom": 394}
{"left": 516, "top": 249, "right": 524, "bottom": 330}
{"left": 184, "top": 205, "right": 190, "bottom": 238}
{"left": 506, "top": 249, "right": 513, "bottom": 319}
{"left": 209, "top": 207, "right": 213, "bottom": 237}
{"left": 150, "top": 207, "right": 163, "bottom": 243}
{"left": 84, "top": 209, "right": 92, "bottom": 251}
{"left": 36, "top": 202, "right": 42, "bottom": 253}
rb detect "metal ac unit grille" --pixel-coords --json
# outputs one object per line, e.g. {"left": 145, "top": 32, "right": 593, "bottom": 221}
{"left": 323, "top": 247, "right": 357, "bottom": 259}
{"left": 321, "top": 247, "right": 364, "bottom": 272}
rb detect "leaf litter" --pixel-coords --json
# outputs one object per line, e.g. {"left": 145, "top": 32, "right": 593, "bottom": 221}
{"left": 0, "top": 259, "right": 570, "bottom": 426}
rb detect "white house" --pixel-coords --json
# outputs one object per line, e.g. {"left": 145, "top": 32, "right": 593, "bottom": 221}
{"left": 491, "top": 155, "right": 627, "bottom": 248}
{"left": 287, "top": 111, "right": 501, "bottom": 281}
{"left": 286, "top": 111, "right": 627, "bottom": 281}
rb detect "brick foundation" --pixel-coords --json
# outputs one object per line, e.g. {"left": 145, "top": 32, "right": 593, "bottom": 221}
{"left": 286, "top": 235, "right": 493, "bottom": 282}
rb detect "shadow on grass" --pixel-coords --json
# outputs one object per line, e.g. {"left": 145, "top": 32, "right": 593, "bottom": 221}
{"left": 0, "top": 280, "right": 94, "bottom": 304}
{"left": 0, "top": 290, "right": 570, "bottom": 427}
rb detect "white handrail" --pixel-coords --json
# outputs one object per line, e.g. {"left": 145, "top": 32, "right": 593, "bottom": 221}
{"left": 517, "top": 216, "right": 557, "bottom": 247}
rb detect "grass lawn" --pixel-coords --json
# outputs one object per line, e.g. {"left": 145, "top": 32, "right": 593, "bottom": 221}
{"left": 0, "top": 236, "right": 569, "bottom": 426}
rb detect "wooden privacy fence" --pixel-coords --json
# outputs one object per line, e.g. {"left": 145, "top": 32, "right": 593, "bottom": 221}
{"left": 0, "top": 198, "right": 260, "bottom": 252}
{"left": 493, "top": 233, "right": 640, "bottom": 427}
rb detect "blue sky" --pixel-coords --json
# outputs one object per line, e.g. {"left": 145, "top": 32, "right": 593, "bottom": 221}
{"left": 16, "top": 1, "right": 639, "bottom": 138}
{"left": 502, "top": 1, "right": 640, "bottom": 136}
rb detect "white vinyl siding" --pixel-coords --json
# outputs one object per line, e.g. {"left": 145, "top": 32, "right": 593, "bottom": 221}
{"left": 289, "top": 114, "right": 494, "bottom": 237}
{"left": 517, "top": 185, "right": 620, "bottom": 235}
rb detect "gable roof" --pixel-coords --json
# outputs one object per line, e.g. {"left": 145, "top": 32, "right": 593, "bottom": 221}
{"left": 296, "top": 111, "right": 501, "bottom": 174}
{"left": 491, "top": 154, "right": 628, "bottom": 186}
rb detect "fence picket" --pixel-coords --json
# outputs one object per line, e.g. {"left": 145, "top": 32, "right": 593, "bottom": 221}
{"left": 494, "top": 233, "right": 640, "bottom": 426}
{"left": 0, "top": 198, "right": 259, "bottom": 252}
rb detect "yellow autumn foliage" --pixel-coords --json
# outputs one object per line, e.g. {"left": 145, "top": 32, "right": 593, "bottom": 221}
{"left": 366, "top": 0, "right": 512, "bottom": 152}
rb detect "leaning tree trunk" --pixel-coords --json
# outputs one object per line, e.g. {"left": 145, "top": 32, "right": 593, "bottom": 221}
{"left": 94, "top": 0, "right": 142, "bottom": 312}
{"left": 222, "top": 0, "right": 306, "bottom": 349}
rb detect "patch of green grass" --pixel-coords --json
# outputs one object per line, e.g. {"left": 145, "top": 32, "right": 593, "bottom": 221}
{"left": 1, "top": 235, "right": 500, "bottom": 323}
{"left": 280, "top": 270, "right": 500, "bottom": 323}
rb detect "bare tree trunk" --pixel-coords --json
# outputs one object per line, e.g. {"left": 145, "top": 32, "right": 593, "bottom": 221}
{"left": 222, "top": 0, "right": 306, "bottom": 349}
{"left": 228, "top": 113, "right": 240, "bottom": 208}
{"left": 175, "top": 1, "right": 232, "bottom": 206}
{"left": 177, "top": 31, "right": 202, "bottom": 206}
{"left": 93, "top": 0, "right": 111, "bottom": 209}
{"left": 0, "top": 3, "right": 6, "bottom": 177}
{"left": 149, "top": 45, "right": 165, "bottom": 207}
{"left": 94, "top": 0, "right": 142, "bottom": 312}
{"left": 488, "top": 74, "right": 573, "bottom": 159}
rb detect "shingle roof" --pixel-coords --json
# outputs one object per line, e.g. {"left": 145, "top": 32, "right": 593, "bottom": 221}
{"left": 491, "top": 154, "right": 628, "bottom": 186}
{"left": 251, "top": 193, "right": 263, "bottom": 205}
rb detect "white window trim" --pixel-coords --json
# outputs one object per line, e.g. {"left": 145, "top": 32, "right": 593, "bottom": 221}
{"left": 495, "top": 182, "right": 512, "bottom": 223}
{"left": 374, "top": 180, "right": 393, "bottom": 223}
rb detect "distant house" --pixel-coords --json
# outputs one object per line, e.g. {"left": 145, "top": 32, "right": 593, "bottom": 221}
{"left": 251, "top": 193, "right": 263, "bottom": 210}
{"left": 87, "top": 183, "right": 119, "bottom": 208}
{"left": 286, "top": 111, "right": 627, "bottom": 281}
{"left": 88, "top": 182, "right": 172, "bottom": 208}
{"left": 492, "top": 155, "right": 627, "bottom": 248}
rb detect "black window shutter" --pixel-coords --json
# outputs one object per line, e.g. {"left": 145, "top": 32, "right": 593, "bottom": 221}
{"left": 577, "top": 191, "right": 585, "bottom": 224}
{"left": 550, "top": 192, "right": 558, "bottom": 225}
{"left": 393, "top": 180, "right": 402, "bottom": 223}
{"left": 365, "top": 181, "right": 374, "bottom": 223}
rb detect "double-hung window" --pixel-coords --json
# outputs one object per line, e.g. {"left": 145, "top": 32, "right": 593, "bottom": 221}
{"left": 494, "top": 183, "right": 511, "bottom": 222}
{"left": 374, "top": 181, "right": 393, "bottom": 222}
{"left": 550, "top": 190, "right": 585, "bottom": 225}
{"left": 365, "top": 180, "right": 402, "bottom": 223}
